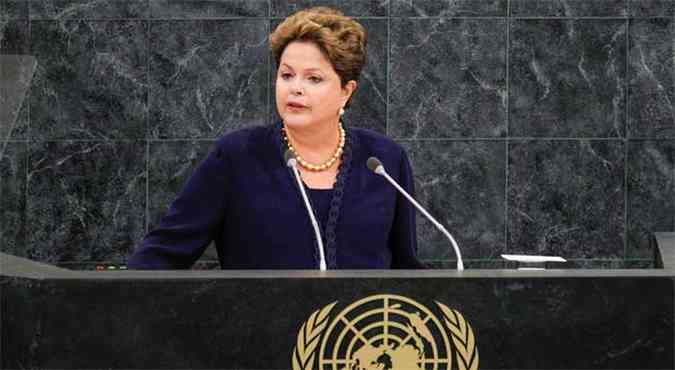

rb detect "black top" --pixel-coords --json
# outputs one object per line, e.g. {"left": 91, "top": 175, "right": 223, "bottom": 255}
{"left": 128, "top": 122, "right": 424, "bottom": 269}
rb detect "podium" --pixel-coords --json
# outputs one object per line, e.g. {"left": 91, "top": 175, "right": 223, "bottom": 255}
{"left": 2, "top": 233, "right": 673, "bottom": 370}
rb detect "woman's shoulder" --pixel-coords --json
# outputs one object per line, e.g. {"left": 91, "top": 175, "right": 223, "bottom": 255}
{"left": 214, "top": 122, "right": 278, "bottom": 154}
{"left": 349, "top": 126, "right": 407, "bottom": 161}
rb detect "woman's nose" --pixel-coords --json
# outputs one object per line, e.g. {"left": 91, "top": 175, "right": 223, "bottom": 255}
{"left": 290, "top": 79, "right": 303, "bottom": 96}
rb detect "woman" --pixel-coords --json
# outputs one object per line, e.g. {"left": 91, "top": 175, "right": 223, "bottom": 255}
{"left": 128, "top": 7, "right": 424, "bottom": 269}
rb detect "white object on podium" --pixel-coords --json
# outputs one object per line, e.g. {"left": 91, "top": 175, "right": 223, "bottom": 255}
{"left": 501, "top": 254, "right": 567, "bottom": 270}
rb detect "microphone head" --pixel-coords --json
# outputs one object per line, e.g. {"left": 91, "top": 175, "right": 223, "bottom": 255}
{"left": 367, "top": 157, "right": 384, "bottom": 174}
{"left": 284, "top": 149, "right": 297, "bottom": 167}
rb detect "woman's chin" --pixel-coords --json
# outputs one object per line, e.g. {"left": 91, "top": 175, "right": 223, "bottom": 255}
{"left": 281, "top": 115, "right": 313, "bottom": 128}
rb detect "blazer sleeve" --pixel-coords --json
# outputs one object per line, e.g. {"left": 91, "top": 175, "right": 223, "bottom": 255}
{"left": 389, "top": 148, "right": 427, "bottom": 269}
{"left": 127, "top": 142, "right": 229, "bottom": 269}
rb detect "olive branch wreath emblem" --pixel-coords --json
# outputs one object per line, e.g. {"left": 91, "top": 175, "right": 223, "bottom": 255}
{"left": 291, "top": 297, "right": 479, "bottom": 370}
{"left": 292, "top": 301, "right": 338, "bottom": 370}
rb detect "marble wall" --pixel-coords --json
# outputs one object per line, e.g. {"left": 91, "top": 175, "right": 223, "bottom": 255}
{"left": 1, "top": 0, "right": 673, "bottom": 269}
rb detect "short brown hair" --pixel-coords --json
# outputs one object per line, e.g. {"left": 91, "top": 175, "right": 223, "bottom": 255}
{"left": 269, "top": 6, "right": 367, "bottom": 88}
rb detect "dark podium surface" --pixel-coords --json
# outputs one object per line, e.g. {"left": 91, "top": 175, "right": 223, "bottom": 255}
{"left": 2, "top": 233, "right": 674, "bottom": 370}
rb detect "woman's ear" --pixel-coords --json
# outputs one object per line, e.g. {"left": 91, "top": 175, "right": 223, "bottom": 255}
{"left": 342, "top": 80, "right": 358, "bottom": 105}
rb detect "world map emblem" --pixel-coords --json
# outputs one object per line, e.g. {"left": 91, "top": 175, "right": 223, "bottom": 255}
{"left": 291, "top": 294, "right": 479, "bottom": 370}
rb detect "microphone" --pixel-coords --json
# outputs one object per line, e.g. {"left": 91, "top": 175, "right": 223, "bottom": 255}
{"left": 367, "top": 157, "right": 464, "bottom": 271}
{"left": 285, "top": 150, "right": 327, "bottom": 271}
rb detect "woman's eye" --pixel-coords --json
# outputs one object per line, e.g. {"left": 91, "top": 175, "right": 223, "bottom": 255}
{"left": 309, "top": 76, "right": 322, "bottom": 83}
{"left": 280, "top": 73, "right": 292, "bottom": 80}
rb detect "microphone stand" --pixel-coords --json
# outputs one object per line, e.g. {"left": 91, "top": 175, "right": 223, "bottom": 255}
{"left": 369, "top": 158, "right": 464, "bottom": 271}
{"left": 286, "top": 151, "right": 327, "bottom": 271}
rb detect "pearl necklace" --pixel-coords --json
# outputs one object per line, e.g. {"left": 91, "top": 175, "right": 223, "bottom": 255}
{"left": 283, "top": 124, "right": 346, "bottom": 172}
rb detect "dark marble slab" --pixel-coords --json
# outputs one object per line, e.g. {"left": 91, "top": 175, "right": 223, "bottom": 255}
{"left": 627, "top": 140, "right": 675, "bottom": 259}
{"left": 391, "top": 0, "right": 507, "bottom": 17}
{"left": 30, "top": 20, "right": 147, "bottom": 140}
{"left": 629, "top": 0, "right": 675, "bottom": 17}
{"left": 564, "top": 258, "right": 655, "bottom": 269}
{"left": 339, "top": 0, "right": 389, "bottom": 17}
{"left": 146, "top": 140, "right": 219, "bottom": 262}
{"left": 3, "top": 275, "right": 673, "bottom": 369}
{"left": 148, "top": 20, "right": 268, "bottom": 139}
{"left": 389, "top": 18, "right": 507, "bottom": 138}
{"left": 402, "top": 140, "right": 506, "bottom": 261}
{"left": 272, "top": 0, "right": 335, "bottom": 17}
{"left": 26, "top": 141, "right": 146, "bottom": 264}
{"left": 510, "top": 19, "right": 626, "bottom": 138}
{"left": 628, "top": 18, "right": 675, "bottom": 138}
{"left": 268, "top": 19, "right": 282, "bottom": 126}
{"left": 0, "top": 57, "right": 34, "bottom": 144}
{"left": 0, "top": 18, "right": 28, "bottom": 56}
{"left": 511, "top": 0, "right": 628, "bottom": 17}
{"left": 0, "top": 142, "right": 26, "bottom": 257}
{"left": 508, "top": 140, "right": 625, "bottom": 258}
{"left": 343, "top": 19, "right": 387, "bottom": 134}
{"left": 0, "top": 19, "right": 30, "bottom": 140}
{"left": 271, "top": 0, "right": 388, "bottom": 17}
{"left": 29, "top": 0, "right": 148, "bottom": 19}
{"left": 150, "top": 0, "right": 269, "bottom": 18}
{"left": 1, "top": 1, "right": 29, "bottom": 19}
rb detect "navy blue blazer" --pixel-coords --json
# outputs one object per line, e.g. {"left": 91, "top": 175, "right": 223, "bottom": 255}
{"left": 127, "top": 122, "right": 424, "bottom": 269}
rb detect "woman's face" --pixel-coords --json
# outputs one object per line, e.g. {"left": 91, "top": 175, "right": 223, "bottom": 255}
{"left": 276, "top": 41, "right": 355, "bottom": 130}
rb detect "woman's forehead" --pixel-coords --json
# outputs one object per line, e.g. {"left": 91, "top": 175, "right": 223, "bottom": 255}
{"left": 279, "top": 42, "right": 334, "bottom": 71}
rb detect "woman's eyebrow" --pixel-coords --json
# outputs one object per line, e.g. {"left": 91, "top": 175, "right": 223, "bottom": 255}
{"left": 279, "top": 64, "right": 324, "bottom": 74}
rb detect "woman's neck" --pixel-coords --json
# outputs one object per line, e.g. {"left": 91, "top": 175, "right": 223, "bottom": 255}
{"left": 284, "top": 119, "right": 341, "bottom": 160}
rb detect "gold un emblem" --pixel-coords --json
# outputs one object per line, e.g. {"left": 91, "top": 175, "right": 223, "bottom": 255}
{"left": 291, "top": 294, "right": 479, "bottom": 370}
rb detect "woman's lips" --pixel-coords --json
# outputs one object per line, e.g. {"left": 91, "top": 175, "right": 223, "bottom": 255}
{"left": 287, "top": 102, "right": 307, "bottom": 110}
